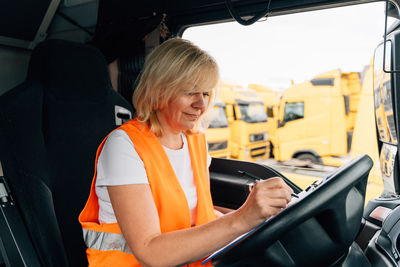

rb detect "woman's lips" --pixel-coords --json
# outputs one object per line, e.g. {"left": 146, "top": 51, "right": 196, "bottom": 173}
{"left": 184, "top": 112, "right": 200, "bottom": 120}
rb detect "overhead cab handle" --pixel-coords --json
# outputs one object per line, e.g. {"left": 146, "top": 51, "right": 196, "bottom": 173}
{"left": 225, "top": 0, "right": 272, "bottom": 26}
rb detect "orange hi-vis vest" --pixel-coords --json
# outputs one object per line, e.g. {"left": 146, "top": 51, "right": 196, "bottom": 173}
{"left": 79, "top": 119, "right": 216, "bottom": 267}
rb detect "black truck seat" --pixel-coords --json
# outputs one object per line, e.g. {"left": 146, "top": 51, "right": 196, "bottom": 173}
{"left": 0, "top": 39, "right": 134, "bottom": 266}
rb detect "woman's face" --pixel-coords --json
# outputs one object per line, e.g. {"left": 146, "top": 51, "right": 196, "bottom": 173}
{"left": 157, "top": 87, "right": 211, "bottom": 134}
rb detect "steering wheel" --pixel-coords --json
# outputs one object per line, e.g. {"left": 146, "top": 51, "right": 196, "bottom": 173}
{"left": 213, "top": 154, "right": 373, "bottom": 266}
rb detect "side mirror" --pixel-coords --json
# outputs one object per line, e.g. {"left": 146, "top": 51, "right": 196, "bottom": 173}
{"left": 266, "top": 106, "right": 274, "bottom": 118}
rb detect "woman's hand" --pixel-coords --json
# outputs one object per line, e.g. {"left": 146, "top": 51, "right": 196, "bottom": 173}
{"left": 236, "top": 177, "right": 294, "bottom": 230}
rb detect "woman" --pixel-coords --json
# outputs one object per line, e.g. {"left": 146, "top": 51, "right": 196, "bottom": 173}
{"left": 79, "top": 37, "right": 293, "bottom": 267}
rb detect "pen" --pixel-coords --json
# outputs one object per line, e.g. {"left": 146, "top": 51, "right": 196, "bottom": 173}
{"left": 239, "top": 171, "right": 297, "bottom": 197}
{"left": 238, "top": 170, "right": 262, "bottom": 181}
{"left": 239, "top": 170, "right": 263, "bottom": 193}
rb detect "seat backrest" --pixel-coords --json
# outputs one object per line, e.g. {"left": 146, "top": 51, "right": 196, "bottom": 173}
{"left": 0, "top": 39, "right": 134, "bottom": 266}
{"left": 117, "top": 54, "right": 145, "bottom": 103}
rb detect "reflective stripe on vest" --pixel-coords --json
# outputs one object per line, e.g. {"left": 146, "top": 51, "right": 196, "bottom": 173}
{"left": 82, "top": 228, "right": 132, "bottom": 254}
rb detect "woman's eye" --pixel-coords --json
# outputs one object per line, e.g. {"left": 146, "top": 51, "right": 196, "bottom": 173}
{"left": 186, "top": 92, "right": 209, "bottom": 97}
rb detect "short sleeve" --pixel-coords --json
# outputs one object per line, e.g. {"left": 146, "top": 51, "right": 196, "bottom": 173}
{"left": 96, "top": 129, "right": 149, "bottom": 186}
{"left": 205, "top": 136, "right": 212, "bottom": 168}
{"left": 207, "top": 152, "right": 212, "bottom": 168}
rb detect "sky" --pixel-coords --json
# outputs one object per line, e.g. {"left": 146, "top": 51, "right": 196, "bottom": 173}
{"left": 183, "top": 2, "right": 391, "bottom": 91}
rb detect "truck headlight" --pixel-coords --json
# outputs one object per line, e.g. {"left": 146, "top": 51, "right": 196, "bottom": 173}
{"left": 249, "top": 132, "right": 268, "bottom": 142}
{"left": 249, "top": 135, "right": 255, "bottom": 142}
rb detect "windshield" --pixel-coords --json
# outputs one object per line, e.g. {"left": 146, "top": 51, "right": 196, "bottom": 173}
{"left": 238, "top": 103, "right": 267, "bottom": 123}
{"left": 209, "top": 105, "right": 229, "bottom": 128}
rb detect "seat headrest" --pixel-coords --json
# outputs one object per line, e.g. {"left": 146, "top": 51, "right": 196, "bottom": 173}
{"left": 27, "top": 39, "right": 111, "bottom": 101}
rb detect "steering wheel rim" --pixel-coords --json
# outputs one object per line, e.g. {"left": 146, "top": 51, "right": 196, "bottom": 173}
{"left": 213, "top": 154, "right": 373, "bottom": 266}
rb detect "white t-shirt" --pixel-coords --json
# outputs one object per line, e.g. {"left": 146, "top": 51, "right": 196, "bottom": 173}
{"left": 95, "top": 129, "right": 211, "bottom": 225}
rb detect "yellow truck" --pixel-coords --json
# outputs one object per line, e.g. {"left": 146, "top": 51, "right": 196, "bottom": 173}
{"left": 350, "top": 60, "right": 383, "bottom": 202}
{"left": 271, "top": 65, "right": 383, "bottom": 202}
{"left": 248, "top": 84, "right": 281, "bottom": 157}
{"left": 219, "top": 82, "right": 270, "bottom": 161}
{"left": 205, "top": 100, "right": 231, "bottom": 158}
{"left": 271, "top": 69, "right": 362, "bottom": 166}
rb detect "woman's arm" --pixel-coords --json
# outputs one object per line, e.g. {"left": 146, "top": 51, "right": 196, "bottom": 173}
{"left": 214, "top": 205, "right": 233, "bottom": 216}
{"left": 108, "top": 177, "right": 293, "bottom": 267}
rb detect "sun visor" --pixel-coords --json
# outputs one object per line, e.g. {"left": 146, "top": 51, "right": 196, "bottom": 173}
{"left": 0, "top": 0, "right": 60, "bottom": 49}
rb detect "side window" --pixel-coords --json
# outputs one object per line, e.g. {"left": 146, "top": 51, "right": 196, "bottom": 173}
{"left": 266, "top": 106, "right": 274, "bottom": 118}
{"left": 310, "top": 78, "right": 335, "bottom": 86}
{"left": 343, "top": 95, "right": 350, "bottom": 115}
{"left": 283, "top": 102, "right": 304, "bottom": 123}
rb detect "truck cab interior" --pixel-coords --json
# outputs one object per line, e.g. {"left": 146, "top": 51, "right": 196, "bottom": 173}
{"left": 0, "top": 0, "right": 400, "bottom": 266}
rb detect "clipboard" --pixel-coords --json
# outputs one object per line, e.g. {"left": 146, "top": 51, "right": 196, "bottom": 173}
{"left": 201, "top": 187, "right": 308, "bottom": 265}
{"left": 201, "top": 218, "right": 271, "bottom": 265}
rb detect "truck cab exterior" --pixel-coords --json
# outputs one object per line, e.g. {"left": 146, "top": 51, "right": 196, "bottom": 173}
{"left": 219, "top": 82, "right": 269, "bottom": 161}
{"left": 205, "top": 101, "right": 231, "bottom": 158}
{"left": 248, "top": 84, "right": 281, "bottom": 157}
{"left": 273, "top": 69, "right": 362, "bottom": 165}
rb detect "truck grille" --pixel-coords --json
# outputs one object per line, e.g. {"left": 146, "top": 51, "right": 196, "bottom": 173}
{"left": 250, "top": 146, "right": 266, "bottom": 157}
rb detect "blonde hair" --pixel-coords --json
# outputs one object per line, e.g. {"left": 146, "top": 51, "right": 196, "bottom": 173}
{"left": 133, "top": 37, "right": 220, "bottom": 136}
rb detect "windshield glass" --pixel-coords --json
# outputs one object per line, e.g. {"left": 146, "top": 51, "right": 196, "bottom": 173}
{"left": 238, "top": 103, "right": 267, "bottom": 123}
{"left": 209, "top": 105, "right": 229, "bottom": 128}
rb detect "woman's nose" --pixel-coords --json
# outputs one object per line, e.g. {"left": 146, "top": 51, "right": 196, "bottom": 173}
{"left": 192, "top": 93, "right": 206, "bottom": 110}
